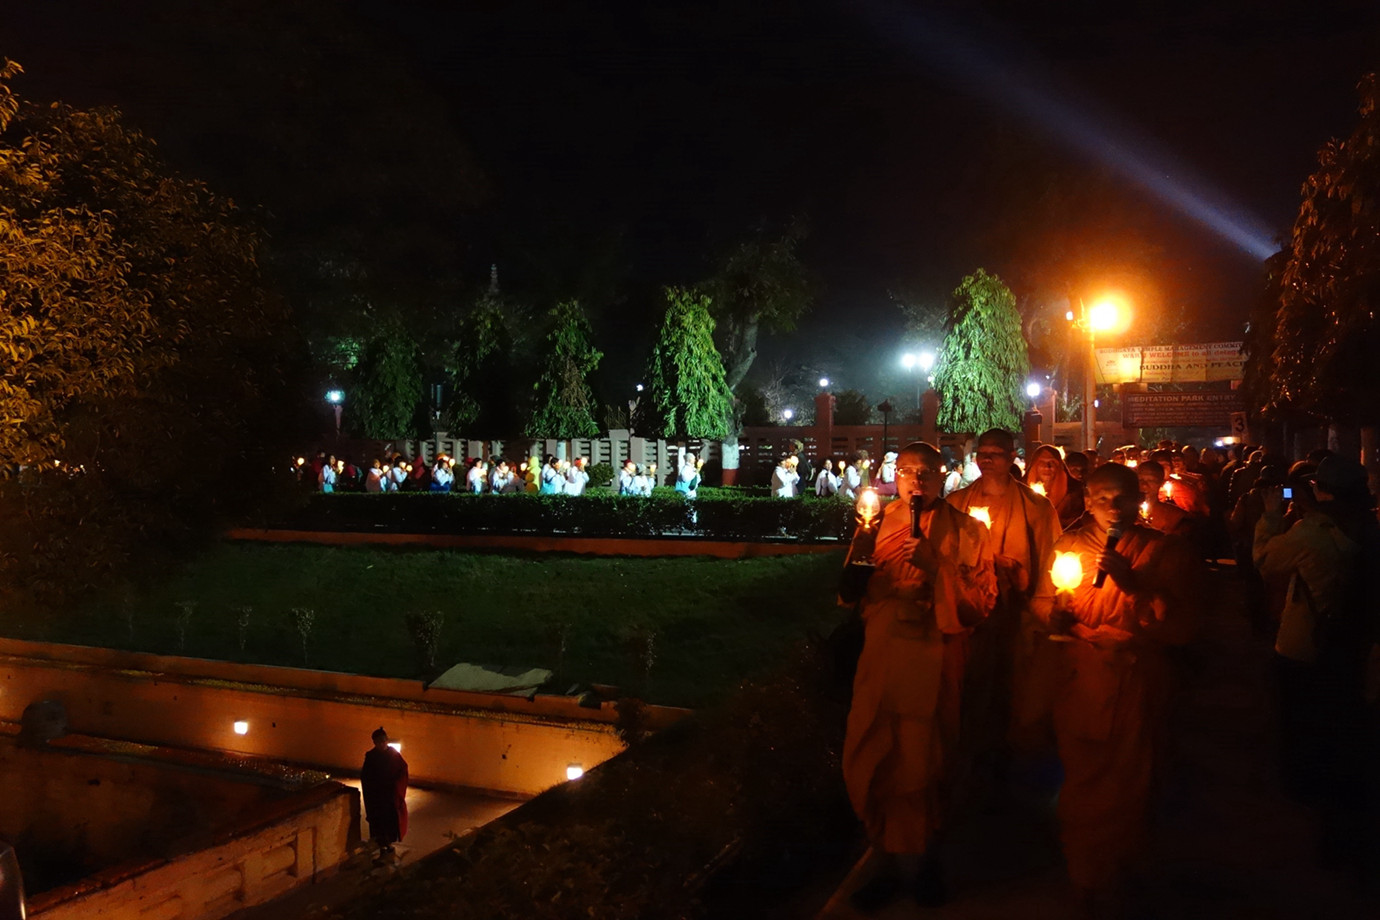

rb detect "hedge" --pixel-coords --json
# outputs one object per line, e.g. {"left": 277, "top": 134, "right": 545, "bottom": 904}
{"left": 270, "top": 491, "right": 856, "bottom": 542}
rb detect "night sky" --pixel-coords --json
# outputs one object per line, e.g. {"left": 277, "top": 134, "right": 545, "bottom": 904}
{"left": 7, "top": 0, "right": 1379, "bottom": 403}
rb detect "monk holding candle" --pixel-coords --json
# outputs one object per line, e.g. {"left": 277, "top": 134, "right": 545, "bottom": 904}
{"left": 945, "top": 429, "right": 1062, "bottom": 766}
{"left": 1035, "top": 462, "right": 1198, "bottom": 911}
{"left": 840, "top": 442, "right": 997, "bottom": 910}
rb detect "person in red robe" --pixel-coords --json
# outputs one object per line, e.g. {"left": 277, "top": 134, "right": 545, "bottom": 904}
{"left": 840, "top": 441, "right": 998, "bottom": 910}
{"left": 361, "top": 727, "right": 409, "bottom": 858}
{"left": 1035, "top": 463, "right": 1198, "bottom": 911}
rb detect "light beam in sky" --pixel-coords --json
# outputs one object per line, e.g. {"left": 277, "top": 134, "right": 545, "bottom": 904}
{"left": 863, "top": 1, "right": 1278, "bottom": 261}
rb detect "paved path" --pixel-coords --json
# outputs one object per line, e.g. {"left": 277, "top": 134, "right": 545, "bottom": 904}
{"left": 228, "top": 784, "right": 518, "bottom": 920}
{"left": 818, "top": 567, "right": 1379, "bottom": 919}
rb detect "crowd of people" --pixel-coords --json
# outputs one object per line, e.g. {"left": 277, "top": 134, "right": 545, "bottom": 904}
{"left": 837, "top": 430, "right": 1380, "bottom": 916}
{"left": 297, "top": 450, "right": 706, "bottom": 498}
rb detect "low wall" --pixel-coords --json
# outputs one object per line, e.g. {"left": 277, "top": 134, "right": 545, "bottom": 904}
{"left": 225, "top": 528, "right": 839, "bottom": 558}
{"left": 29, "top": 779, "right": 354, "bottom": 920}
{"left": 0, "top": 738, "right": 289, "bottom": 889}
{"left": 0, "top": 638, "right": 689, "bottom": 797}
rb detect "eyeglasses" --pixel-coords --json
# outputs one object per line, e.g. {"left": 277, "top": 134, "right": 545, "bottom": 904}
{"left": 896, "top": 466, "right": 937, "bottom": 478}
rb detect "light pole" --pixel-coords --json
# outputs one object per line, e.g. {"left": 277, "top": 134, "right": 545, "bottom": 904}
{"left": 325, "top": 388, "right": 345, "bottom": 440}
{"left": 901, "top": 351, "right": 935, "bottom": 416}
{"left": 1074, "top": 297, "right": 1128, "bottom": 452}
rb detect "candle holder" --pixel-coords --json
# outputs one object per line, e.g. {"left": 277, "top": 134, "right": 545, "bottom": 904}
{"left": 1048, "top": 551, "right": 1083, "bottom": 642}
{"left": 849, "top": 488, "right": 882, "bottom": 569}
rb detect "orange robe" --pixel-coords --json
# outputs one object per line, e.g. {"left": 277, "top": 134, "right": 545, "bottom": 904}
{"left": 1035, "top": 522, "right": 1198, "bottom": 890}
{"left": 946, "top": 477, "right": 1062, "bottom": 747}
{"left": 842, "top": 499, "right": 997, "bottom": 854}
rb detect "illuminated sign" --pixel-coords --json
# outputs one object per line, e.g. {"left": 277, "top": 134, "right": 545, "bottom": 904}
{"left": 1095, "top": 342, "right": 1244, "bottom": 385}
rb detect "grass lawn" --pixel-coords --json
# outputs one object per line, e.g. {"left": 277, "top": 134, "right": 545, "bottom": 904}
{"left": 3, "top": 543, "right": 848, "bottom": 708}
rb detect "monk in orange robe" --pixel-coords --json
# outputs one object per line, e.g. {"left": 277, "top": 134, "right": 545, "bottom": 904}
{"left": 1035, "top": 463, "right": 1198, "bottom": 908}
{"left": 841, "top": 442, "right": 997, "bottom": 911}
{"left": 946, "top": 429, "right": 1062, "bottom": 758}
{"left": 1024, "top": 443, "right": 1086, "bottom": 531}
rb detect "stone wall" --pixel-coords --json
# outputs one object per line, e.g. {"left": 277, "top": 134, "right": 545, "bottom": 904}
{"left": 0, "top": 739, "right": 287, "bottom": 893}
{"left": 0, "top": 638, "right": 685, "bottom": 796}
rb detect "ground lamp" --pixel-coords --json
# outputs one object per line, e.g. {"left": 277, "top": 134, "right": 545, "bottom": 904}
{"left": 566, "top": 764, "right": 585, "bottom": 781}
{"left": 233, "top": 720, "right": 249, "bottom": 735}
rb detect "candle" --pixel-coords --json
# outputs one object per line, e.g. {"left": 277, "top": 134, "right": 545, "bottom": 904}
{"left": 1162, "top": 479, "right": 1174, "bottom": 498}
{"left": 856, "top": 488, "right": 880, "bottom": 530}
{"left": 1126, "top": 459, "right": 1138, "bottom": 469}
{"left": 1051, "top": 551, "right": 1084, "bottom": 594}
{"left": 969, "top": 506, "right": 993, "bottom": 529}
{"left": 1030, "top": 481, "right": 1047, "bottom": 497}
{"left": 1140, "top": 500, "right": 1150, "bottom": 520}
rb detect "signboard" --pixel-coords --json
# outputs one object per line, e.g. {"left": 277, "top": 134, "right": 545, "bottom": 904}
{"left": 1094, "top": 342, "right": 1244, "bottom": 385}
{"left": 1122, "top": 391, "right": 1245, "bottom": 428}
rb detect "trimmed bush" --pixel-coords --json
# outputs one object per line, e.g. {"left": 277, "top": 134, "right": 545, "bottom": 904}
{"left": 271, "top": 492, "right": 855, "bottom": 542}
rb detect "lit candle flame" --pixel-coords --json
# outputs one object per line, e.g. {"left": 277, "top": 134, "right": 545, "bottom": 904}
{"left": 1126, "top": 459, "right": 1138, "bottom": 468}
{"left": 857, "top": 488, "right": 880, "bottom": 528}
{"left": 969, "top": 506, "right": 992, "bottom": 529}
{"left": 1162, "top": 480, "right": 1174, "bottom": 498}
{"left": 1051, "top": 551, "right": 1084, "bottom": 594}
{"left": 1140, "top": 500, "right": 1150, "bottom": 520}
{"left": 1030, "top": 482, "right": 1047, "bottom": 497}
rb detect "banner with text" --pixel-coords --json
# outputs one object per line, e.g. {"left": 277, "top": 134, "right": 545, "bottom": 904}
{"left": 1094, "top": 342, "right": 1244, "bottom": 385}
{"left": 1121, "top": 391, "right": 1245, "bottom": 428}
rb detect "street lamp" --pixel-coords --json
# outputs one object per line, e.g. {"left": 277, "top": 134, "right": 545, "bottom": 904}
{"left": 819, "top": 377, "right": 830, "bottom": 389}
{"left": 782, "top": 408, "right": 795, "bottom": 422}
{"left": 1026, "top": 381, "right": 1042, "bottom": 402}
{"left": 1074, "top": 295, "right": 1130, "bottom": 451}
{"left": 325, "top": 388, "right": 344, "bottom": 439}
{"left": 901, "top": 351, "right": 935, "bottom": 414}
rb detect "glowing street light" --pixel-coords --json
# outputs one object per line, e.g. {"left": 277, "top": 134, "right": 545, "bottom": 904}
{"left": 1072, "top": 294, "right": 1131, "bottom": 452}
{"left": 782, "top": 408, "right": 795, "bottom": 422}
{"left": 1026, "top": 381, "right": 1042, "bottom": 400}
{"left": 325, "top": 388, "right": 345, "bottom": 440}
{"left": 901, "top": 351, "right": 935, "bottom": 413}
{"left": 819, "top": 377, "right": 830, "bottom": 389}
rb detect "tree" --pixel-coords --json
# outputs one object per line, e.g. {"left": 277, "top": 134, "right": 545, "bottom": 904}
{"left": 640, "top": 288, "right": 734, "bottom": 439}
{"left": 526, "top": 300, "right": 602, "bottom": 439}
{"left": 351, "top": 319, "right": 425, "bottom": 439}
{"left": 0, "top": 60, "right": 302, "bottom": 600}
{"left": 443, "top": 272, "right": 532, "bottom": 436}
{"left": 833, "top": 390, "right": 874, "bottom": 426}
{"left": 1264, "top": 74, "right": 1380, "bottom": 426}
{"left": 934, "top": 269, "right": 1030, "bottom": 435}
{"left": 702, "top": 218, "right": 815, "bottom": 394}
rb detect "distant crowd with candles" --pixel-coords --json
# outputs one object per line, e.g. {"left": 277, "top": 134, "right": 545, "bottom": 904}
{"left": 836, "top": 430, "right": 1379, "bottom": 915}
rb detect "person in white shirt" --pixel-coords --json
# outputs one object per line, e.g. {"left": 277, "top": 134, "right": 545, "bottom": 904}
{"left": 388, "top": 457, "right": 408, "bottom": 492}
{"left": 771, "top": 455, "right": 800, "bottom": 498}
{"left": 431, "top": 457, "right": 454, "bottom": 492}
{"left": 633, "top": 464, "right": 655, "bottom": 497}
{"left": 814, "top": 458, "right": 839, "bottom": 497}
{"left": 618, "top": 459, "right": 638, "bottom": 495}
{"left": 839, "top": 457, "right": 862, "bottom": 501}
{"left": 564, "top": 457, "right": 590, "bottom": 496}
{"left": 365, "top": 459, "right": 386, "bottom": 494}
{"left": 491, "top": 460, "right": 515, "bottom": 493}
{"left": 676, "top": 452, "right": 703, "bottom": 499}
{"left": 466, "top": 459, "right": 486, "bottom": 493}
{"left": 319, "top": 455, "right": 337, "bottom": 493}
{"left": 540, "top": 457, "right": 566, "bottom": 494}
